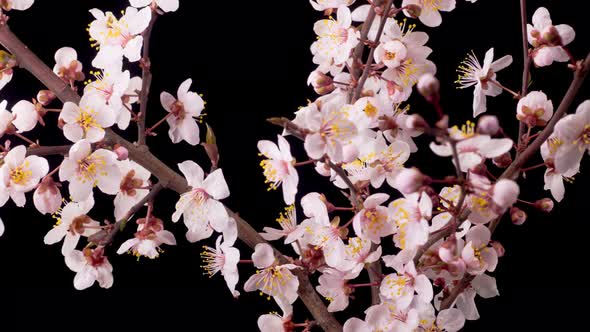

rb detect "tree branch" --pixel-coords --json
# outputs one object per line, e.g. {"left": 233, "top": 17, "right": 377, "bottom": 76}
{"left": 515, "top": 0, "right": 530, "bottom": 159}
{"left": 136, "top": 10, "right": 157, "bottom": 146}
{"left": 0, "top": 24, "right": 341, "bottom": 332}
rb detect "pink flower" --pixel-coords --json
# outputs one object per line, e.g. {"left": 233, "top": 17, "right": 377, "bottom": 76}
{"left": 258, "top": 135, "right": 298, "bottom": 205}
{"left": 53, "top": 47, "right": 84, "bottom": 83}
{"left": 527, "top": 7, "right": 575, "bottom": 67}
{"left": 114, "top": 160, "right": 151, "bottom": 221}
{"left": 117, "top": 216, "right": 176, "bottom": 259}
{"left": 172, "top": 160, "right": 230, "bottom": 242}
{"left": 260, "top": 205, "right": 306, "bottom": 244}
{"left": 389, "top": 192, "right": 432, "bottom": 251}
{"left": 59, "top": 139, "right": 122, "bottom": 202}
{"left": 316, "top": 268, "right": 361, "bottom": 312}
{"left": 0, "top": 145, "right": 49, "bottom": 207}
{"left": 311, "top": 6, "right": 359, "bottom": 72}
{"left": 33, "top": 177, "right": 62, "bottom": 215}
{"left": 200, "top": 234, "right": 240, "bottom": 297}
{"left": 352, "top": 193, "right": 394, "bottom": 244}
{"left": 65, "top": 247, "right": 113, "bottom": 290}
{"left": 461, "top": 225, "right": 498, "bottom": 275}
{"left": 516, "top": 91, "right": 553, "bottom": 127}
{"left": 44, "top": 196, "right": 98, "bottom": 255}
{"left": 59, "top": 92, "right": 115, "bottom": 143}
{"left": 380, "top": 261, "right": 433, "bottom": 309}
{"left": 160, "top": 78, "right": 205, "bottom": 145}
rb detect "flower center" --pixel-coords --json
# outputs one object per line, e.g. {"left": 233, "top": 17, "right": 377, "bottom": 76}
{"left": 77, "top": 155, "right": 107, "bottom": 184}
{"left": 10, "top": 164, "right": 32, "bottom": 185}
{"left": 76, "top": 107, "right": 100, "bottom": 133}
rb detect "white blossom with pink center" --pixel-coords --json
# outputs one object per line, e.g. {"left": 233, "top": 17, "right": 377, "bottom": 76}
{"left": 257, "top": 135, "right": 298, "bottom": 205}
{"left": 311, "top": 6, "right": 359, "bottom": 72}
{"left": 389, "top": 192, "right": 432, "bottom": 251}
{"left": 553, "top": 100, "right": 590, "bottom": 174}
{"left": 402, "top": 0, "right": 456, "bottom": 27}
{"left": 0, "top": 145, "right": 49, "bottom": 207}
{"left": 461, "top": 225, "right": 498, "bottom": 275}
{"left": 160, "top": 78, "right": 205, "bottom": 146}
{"left": 117, "top": 216, "right": 176, "bottom": 259}
{"left": 53, "top": 47, "right": 84, "bottom": 83}
{"left": 380, "top": 261, "right": 433, "bottom": 309}
{"left": 352, "top": 193, "right": 394, "bottom": 244}
{"left": 65, "top": 247, "right": 113, "bottom": 290}
{"left": 516, "top": 91, "right": 554, "bottom": 127}
{"left": 44, "top": 196, "right": 98, "bottom": 255}
{"left": 114, "top": 160, "right": 151, "bottom": 221}
{"left": 316, "top": 267, "right": 361, "bottom": 312}
{"left": 200, "top": 233, "right": 240, "bottom": 297}
{"left": 527, "top": 7, "right": 575, "bottom": 67}
{"left": 260, "top": 205, "right": 307, "bottom": 245}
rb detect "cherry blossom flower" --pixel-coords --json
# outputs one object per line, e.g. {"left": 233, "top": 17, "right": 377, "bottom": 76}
{"left": 0, "top": 0, "right": 34, "bottom": 11}
{"left": 415, "top": 303, "right": 466, "bottom": 332}
{"left": 260, "top": 205, "right": 306, "bottom": 244}
{"left": 516, "top": 91, "right": 553, "bottom": 127}
{"left": 258, "top": 135, "right": 298, "bottom": 205}
{"left": 44, "top": 196, "right": 98, "bottom": 255}
{"left": 0, "top": 145, "right": 49, "bottom": 207}
{"left": 402, "top": 0, "right": 456, "bottom": 27}
{"left": 455, "top": 48, "right": 513, "bottom": 117}
{"left": 53, "top": 47, "right": 84, "bottom": 83}
{"left": 200, "top": 234, "right": 240, "bottom": 297}
{"left": 352, "top": 193, "right": 394, "bottom": 244}
{"left": 389, "top": 192, "right": 432, "bottom": 251}
{"left": 492, "top": 179, "right": 520, "bottom": 210}
{"left": 11, "top": 99, "right": 43, "bottom": 133}
{"left": 33, "top": 177, "right": 62, "bottom": 215}
{"left": 365, "top": 134, "right": 411, "bottom": 189}
{"left": 311, "top": 6, "right": 359, "bottom": 72}
{"left": 310, "top": 0, "right": 355, "bottom": 12}
{"left": 343, "top": 237, "right": 382, "bottom": 275}
{"left": 244, "top": 243, "right": 300, "bottom": 306}
{"left": 65, "top": 247, "right": 113, "bottom": 290}
{"left": 0, "top": 51, "right": 16, "bottom": 91}
{"left": 451, "top": 274, "right": 499, "bottom": 320}
{"left": 172, "top": 160, "right": 230, "bottom": 242}
{"left": 114, "top": 160, "right": 151, "bottom": 221}
{"left": 527, "top": 7, "right": 575, "bottom": 67}
{"left": 117, "top": 215, "right": 176, "bottom": 259}
{"left": 59, "top": 92, "right": 115, "bottom": 143}
{"left": 89, "top": 7, "right": 152, "bottom": 68}
{"left": 0, "top": 217, "right": 4, "bottom": 237}
{"left": 59, "top": 139, "right": 122, "bottom": 202}
{"left": 316, "top": 267, "right": 361, "bottom": 312}
{"left": 380, "top": 261, "right": 433, "bottom": 309}
{"left": 540, "top": 135, "right": 578, "bottom": 202}
{"left": 84, "top": 66, "right": 133, "bottom": 130}
{"left": 461, "top": 225, "right": 498, "bottom": 275}
{"left": 257, "top": 304, "right": 293, "bottom": 332}
{"left": 553, "top": 100, "right": 590, "bottom": 173}
{"left": 129, "top": 0, "right": 179, "bottom": 13}
{"left": 160, "top": 78, "right": 205, "bottom": 145}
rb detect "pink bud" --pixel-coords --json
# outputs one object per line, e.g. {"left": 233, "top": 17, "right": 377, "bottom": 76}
{"left": 405, "top": 114, "right": 428, "bottom": 131}
{"left": 510, "top": 207, "right": 527, "bottom": 225}
{"left": 417, "top": 73, "right": 440, "bottom": 99}
{"left": 492, "top": 152, "right": 512, "bottom": 168}
{"left": 477, "top": 115, "right": 500, "bottom": 135}
{"left": 114, "top": 145, "right": 129, "bottom": 160}
{"left": 490, "top": 241, "right": 505, "bottom": 257}
{"left": 307, "top": 70, "right": 335, "bottom": 95}
{"left": 393, "top": 167, "right": 425, "bottom": 195}
{"left": 534, "top": 198, "right": 554, "bottom": 213}
{"left": 36, "top": 90, "right": 56, "bottom": 106}
{"left": 33, "top": 177, "right": 62, "bottom": 215}
{"left": 492, "top": 179, "right": 520, "bottom": 209}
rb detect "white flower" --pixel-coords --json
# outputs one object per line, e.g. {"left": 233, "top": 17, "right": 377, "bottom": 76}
{"left": 527, "top": 7, "right": 575, "bottom": 67}
{"left": 44, "top": 196, "right": 98, "bottom": 255}
{"left": 200, "top": 234, "right": 240, "bottom": 297}
{"left": 380, "top": 261, "right": 433, "bottom": 310}
{"left": 540, "top": 135, "right": 578, "bottom": 202}
{"left": 311, "top": 6, "right": 359, "bottom": 72}
{"left": 160, "top": 78, "right": 205, "bottom": 145}
{"left": 316, "top": 268, "right": 361, "bottom": 312}
{"left": 0, "top": 0, "right": 34, "bottom": 11}
{"left": 53, "top": 47, "right": 84, "bottom": 83}
{"left": 117, "top": 216, "right": 176, "bottom": 259}
{"left": 59, "top": 92, "right": 115, "bottom": 143}
{"left": 172, "top": 160, "right": 230, "bottom": 242}
{"left": 0, "top": 145, "right": 49, "bottom": 207}
{"left": 129, "top": 0, "right": 179, "bottom": 13}
{"left": 89, "top": 7, "right": 152, "bottom": 68}
{"left": 258, "top": 135, "right": 298, "bottom": 205}
{"left": 389, "top": 192, "right": 432, "bottom": 251}
{"left": 59, "top": 139, "right": 122, "bottom": 202}
{"left": 310, "top": 0, "right": 355, "bottom": 11}
{"left": 352, "top": 193, "right": 394, "bottom": 244}
{"left": 65, "top": 247, "right": 113, "bottom": 290}
{"left": 114, "top": 160, "right": 151, "bottom": 221}
{"left": 553, "top": 100, "right": 590, "bottom": 174}
{"left": 260, "top": 205, "right": 306, "bottom": 244}
{"left": 33, "top": 177, "right": 62, "bottom": 215}
{"left": 11, "top": 100, "right": 41, "bottom": 133}
{"left": 0, "top": 100, "right": 14, "bottom": 136}
{"left": 84, "top": 66, "right": 133, "bottom": 130}
{"left": 456, "top": 48, "right": 513, "bottom": 117}
{"left": 516, "top": 91, "right": 553, "bottom": 127}
{"left": 402, "top": 0, "right": 456, "bottom": 27}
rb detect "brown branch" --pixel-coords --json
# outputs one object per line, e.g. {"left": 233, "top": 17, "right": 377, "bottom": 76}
{"left": 136, "top": 10, "right": 158, "bottom": 146}
{"left": 325, "top": 159, "right": 363, "bottom": 211}
{"left": 88, "top": 182, "right": 165, "bottom": 246}
{"left": 0, "top": 25, "right": 340, "bottom": 332}
{"left": 26, "top": 144, "right": 70, "bottom": 156}
{"left": 515, "top": 0, "right": 531, "bottom": 159}
{"left": 352, "top": 0, "right": 394, "bottom": 102}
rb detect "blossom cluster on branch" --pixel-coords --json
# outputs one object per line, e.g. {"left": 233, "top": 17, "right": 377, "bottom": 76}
{"left": 0, "top": 0, "right": 588, "bottom": 331}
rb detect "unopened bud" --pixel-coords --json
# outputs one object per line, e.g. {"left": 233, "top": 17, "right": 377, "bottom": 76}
{"left": 113, "top": 144, "right": 129, "bottom": 160}
{"left": 36, "top": 90, "right": 56, "bottom": 106}
{"left": 405, "top": 114, "right": 428, "bottom": 131}
{"left": 510, "top": 207, "right": 527, "bottom": 225}
{"left": 477, "top": 115, "right": 500, "bottom": 136}
{"left": 417, "top": 73, "right": 440, "bottom": 99}
{"left": 534, "top": 198, "right": 554, "bottom": 212}
{"left": 493, "top": 152, "right": 512, "bottom": 168}
{"left": 393, "top": 167, "right": 425, "bottom": 195}
{"left": 404, "top": 4, "right": 422, "bottom": 18}
{"left": 490, "top": 241, "right": 505, "bottom": 257}
{"left": 307, "top": 70, "right": 335, "bottom": 95}
{"left": 492, "top": 179, "right": 520, "bottom": 209}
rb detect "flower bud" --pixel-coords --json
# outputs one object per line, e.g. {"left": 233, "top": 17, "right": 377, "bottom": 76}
{"left": 477, "top": 115, "right": 500, "bottom": 135}
{"left": 307, "top": 70, "right": 335, "bottom": 95}
{"left": 33, "top": 177, "right": 62, "bottom": 215}
{"left": 393, "top": 167, "right": 425, "bottom": 195}
{"left": 114, "top": 145, "right": 129, "bottom": 160}
{"left": 405, "top": 114, "right": 428, "bottom": 131}
{"left": 490, "top": 241, "right": 505, "bottom": 257}
{"left": 510, "top": 207, "right": 527, "bottom": 225}
{"left": 36, "top": 90, "right": 56, "bottom": 106}
{"left": 417, "top": 73, "right": 440, "bottom": 99}
{"left": 492, "top": 152, "right": 512, "bottom": 168}
{"left": 404, "top": 4, "right": 422, "bottom": 18}
{"left": 492, "top": 179, "right": 520, "bottom": 209}
{"left": 534, "top": 198, "right": 554, "bottom": 213}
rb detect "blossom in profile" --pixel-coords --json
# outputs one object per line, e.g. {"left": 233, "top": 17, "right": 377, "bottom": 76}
{"left": 553, "top": 100, "right": 590, "bottom": 173}
{"left": 402, "top": 0, "right": 456, "bottom": 27}
{"left": 53, "top": 47, "right": 85, "bottom": 83}
{"left": 257, "top": 135, "right": 298, "bottom": 205}
{"left": 200, "top": 234, "right": 240, "bottom": 297}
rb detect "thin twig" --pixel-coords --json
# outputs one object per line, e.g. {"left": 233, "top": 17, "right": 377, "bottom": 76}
{"left": 516, "top": 0, "right": 531, "bottom": 158}
{"left": 136, "top": 10, "right": 158, "bottom": 146}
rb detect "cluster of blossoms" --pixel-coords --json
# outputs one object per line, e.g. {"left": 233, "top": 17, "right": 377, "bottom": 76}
{"left": 0, "top": 1, "right": 587, "bottom": 331}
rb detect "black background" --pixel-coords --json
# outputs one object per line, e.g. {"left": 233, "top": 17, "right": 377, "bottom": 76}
{"left": 0, "top": 0, "right": 589, "bottom": 330}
